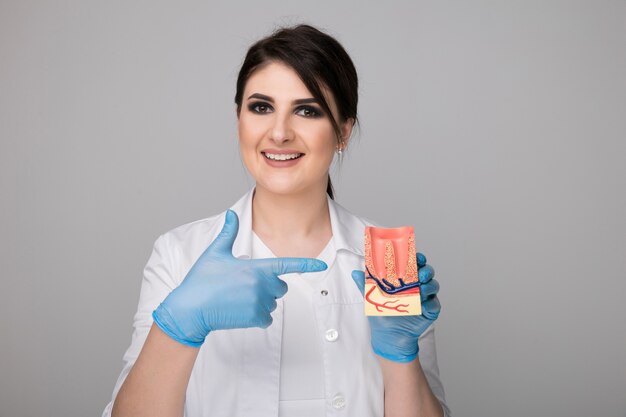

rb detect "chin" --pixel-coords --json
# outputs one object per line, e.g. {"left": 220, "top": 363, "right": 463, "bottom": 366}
{"left": 257, "top": 174, "right": 326, "bottom": 196}
{"left": 258, "top": 181, "right": 304, "bottom": 196}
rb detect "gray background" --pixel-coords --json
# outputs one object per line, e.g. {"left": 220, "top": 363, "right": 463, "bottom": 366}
{"left": 1, "top": 1, "right": 625, "bottom": 416}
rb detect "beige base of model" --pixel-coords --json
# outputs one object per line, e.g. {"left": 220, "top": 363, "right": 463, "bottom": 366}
{"left": 364, "top": 281, "right": 422, "bottom": 316}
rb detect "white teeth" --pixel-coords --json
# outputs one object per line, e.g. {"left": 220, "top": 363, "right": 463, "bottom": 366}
{"left": 264, "top": 152, "right": 302, "bottom": 161}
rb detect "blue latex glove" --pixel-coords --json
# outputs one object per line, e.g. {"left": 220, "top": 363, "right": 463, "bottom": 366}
{"left": 351, "top": 252, "right": 441, "bottom": 363}
{"left": 153, "top": 209, "right": 328, "bottom": 347}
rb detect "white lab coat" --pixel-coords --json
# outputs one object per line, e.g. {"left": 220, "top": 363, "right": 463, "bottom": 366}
{"left": 102, "top": 187, "right": 450, "bottom": 417}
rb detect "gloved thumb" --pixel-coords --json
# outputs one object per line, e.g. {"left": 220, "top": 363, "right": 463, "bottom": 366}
{"left": 205, "top": 209, "right": 239, "bottom": 256}
{"left": 351, "top": 270, "right": 366, "bottom": 296}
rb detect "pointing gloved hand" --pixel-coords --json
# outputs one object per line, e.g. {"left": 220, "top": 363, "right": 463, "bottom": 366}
{"left": 153, "top": 209, "right": 328, "bottom": 347}
{"left": 351, "top": 252, "right": 441, "bottom": 363}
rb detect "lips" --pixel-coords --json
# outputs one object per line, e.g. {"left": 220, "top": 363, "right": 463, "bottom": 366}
{"left": 262, "top": 152, "right": 303, "bottom": 161}
{"left": 261, "top": 149, "right": 305, "bottom": 168}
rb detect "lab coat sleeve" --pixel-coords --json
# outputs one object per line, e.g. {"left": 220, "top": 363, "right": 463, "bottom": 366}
{"left": 102, "top": 233, "right": 179, "bottom": 417}
{"left": 418, "top": 323, "right": 451, "bottom": 417}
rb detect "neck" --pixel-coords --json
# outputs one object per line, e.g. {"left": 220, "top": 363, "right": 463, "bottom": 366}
{"left": 251, "top": 183, "right": 331, "bottom": 241}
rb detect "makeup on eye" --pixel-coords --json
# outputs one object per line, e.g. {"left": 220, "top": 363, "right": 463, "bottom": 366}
{"left": 295, "top": 105, "right": 324, "bottom": 118}
{"left": 248, "top": 93, "right": 324, "bottom": 118}
{"left": 246, "top": 101, "right": 324, "bottom": 118}
{"left": 248, "top": 101, "right": 272, "bottom": 114}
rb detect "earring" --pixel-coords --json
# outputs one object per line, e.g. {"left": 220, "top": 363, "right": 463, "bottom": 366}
{"left": 337, "top": 140, "right": 343, "bottom": 155}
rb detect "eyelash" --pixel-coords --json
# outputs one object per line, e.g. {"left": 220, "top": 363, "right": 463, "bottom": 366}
{"left": 247, "top": 101, "right": 324, "bottom": 118}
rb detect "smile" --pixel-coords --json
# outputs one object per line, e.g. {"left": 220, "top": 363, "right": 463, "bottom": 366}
{"left": 262, "top": 152, "right": 303, "bottom": 161}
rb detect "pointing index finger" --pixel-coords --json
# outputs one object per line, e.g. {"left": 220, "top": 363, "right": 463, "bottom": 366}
{"left": 253, "top": 257, "right": 328, "bottom": 276}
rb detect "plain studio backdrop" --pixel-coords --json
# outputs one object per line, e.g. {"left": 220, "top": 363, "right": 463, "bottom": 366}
{"left": 1, "top": 1, "right": 625, "bottom": 416}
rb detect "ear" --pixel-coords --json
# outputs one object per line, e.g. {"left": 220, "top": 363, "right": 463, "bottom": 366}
{"left": 338, "top": 117, "right": 355, "bottom": 151}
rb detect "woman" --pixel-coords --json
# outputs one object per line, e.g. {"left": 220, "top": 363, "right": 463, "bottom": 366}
{"left": 104, "top": 24, "right": 448, "bottom": 417}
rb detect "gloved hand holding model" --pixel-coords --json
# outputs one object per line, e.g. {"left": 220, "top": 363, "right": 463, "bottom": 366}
{"left": 153, "top": 209, "right": 328, "bottom": 347}
{"left": 351, "top": 252, "right": 441, "bottom": 363}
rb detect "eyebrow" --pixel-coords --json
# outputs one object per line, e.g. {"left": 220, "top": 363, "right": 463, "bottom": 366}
{"left": 247, "top": 93, "right": 319, "bottom": 105}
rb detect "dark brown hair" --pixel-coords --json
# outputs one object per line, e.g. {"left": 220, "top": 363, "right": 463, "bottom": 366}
{"left": 234, "top": 24, "right": 359, "bottom": 200}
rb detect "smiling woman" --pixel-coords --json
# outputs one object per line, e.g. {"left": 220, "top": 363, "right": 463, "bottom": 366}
{"left": 104, "top": 24, "right": 448, "bottom": 417}
{"left": 237, "top": 61, "right": 350, "bottom": 199}
{"left": 234, "top": 25, "right": 358, "bottom": 200}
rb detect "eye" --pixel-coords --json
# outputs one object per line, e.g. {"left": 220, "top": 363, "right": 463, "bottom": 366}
{"left": 248, "top": 101, "right": 273, "bottom": 114}
{"left": 295, "top": 105, "right": 323, "bottom": 118}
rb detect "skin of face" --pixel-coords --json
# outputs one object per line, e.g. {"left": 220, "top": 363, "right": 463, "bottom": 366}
{"left": 237, "top": 61, "right": 353, "bottom": 197}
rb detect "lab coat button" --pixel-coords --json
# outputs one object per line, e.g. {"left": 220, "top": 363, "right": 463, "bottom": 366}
{"left": 325, "top": 328, "right": 339, "bottom": 342}
{"left": 332, "top": 393, "right": 346, "bottom": 409}
{"left": 321, "top": 289, "right": 328, "bottom": 296}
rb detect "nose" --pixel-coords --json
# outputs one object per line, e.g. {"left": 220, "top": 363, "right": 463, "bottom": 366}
{"left": 269, "top": 112, "right": 293, "bottom": 144}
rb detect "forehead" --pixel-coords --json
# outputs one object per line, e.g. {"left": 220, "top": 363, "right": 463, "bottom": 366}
{"left": 243, "top": 61, "right": 311, "bottom": 97}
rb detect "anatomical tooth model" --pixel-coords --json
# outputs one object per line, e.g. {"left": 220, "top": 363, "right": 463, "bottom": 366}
{"left": 364, "top": 226, "right": 422, "bottom": 316}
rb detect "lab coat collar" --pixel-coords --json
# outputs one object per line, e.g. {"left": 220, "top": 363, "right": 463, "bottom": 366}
{"left": 228, "top": 186, "right": 365, "bottom": 259}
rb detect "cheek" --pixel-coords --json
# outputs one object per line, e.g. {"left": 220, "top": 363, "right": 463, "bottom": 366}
{"left": 295, "top": 117, "right": 333, "bottom": 144}
{"left": 237, "top": 120, "right": 261, "bottom": 171}
{"left": 237, "top": 118, "right": 253, "bottom": 144}
{"left": 238, "top": 118, "right": 264, "bottom": 153}
{"left": 309, "top": 126, "right": 338, "bottom": 156}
